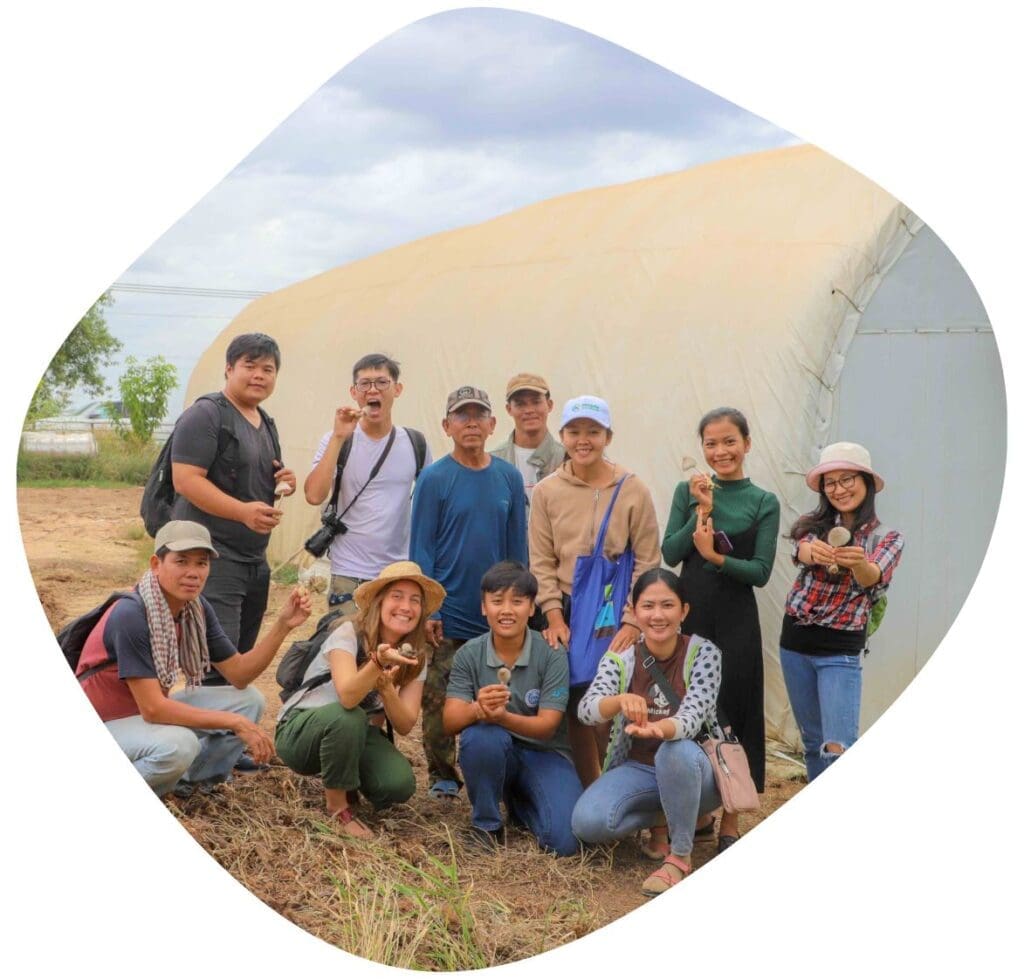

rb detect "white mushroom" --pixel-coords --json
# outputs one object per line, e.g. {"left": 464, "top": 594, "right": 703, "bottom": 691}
{"left": 826, "top": 526, "right": 852, "bottom": 574}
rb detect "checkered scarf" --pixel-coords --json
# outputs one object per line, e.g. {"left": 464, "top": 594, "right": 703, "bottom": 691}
{"left": 138, "top": 569, "right": 210, "bottom": 689}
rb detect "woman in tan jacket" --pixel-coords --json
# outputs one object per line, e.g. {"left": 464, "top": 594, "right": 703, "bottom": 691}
{"left": 528, "top": 395, "right": 661, "bottom": 786}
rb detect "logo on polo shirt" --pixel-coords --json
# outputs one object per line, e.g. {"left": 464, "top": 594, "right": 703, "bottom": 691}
{"left": 524, "top": 688, "right": 541, "bottom": 709}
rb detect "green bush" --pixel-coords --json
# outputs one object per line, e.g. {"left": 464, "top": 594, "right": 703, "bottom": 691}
{"left": 17, "top": 430, "right": 160, "bottom": 486}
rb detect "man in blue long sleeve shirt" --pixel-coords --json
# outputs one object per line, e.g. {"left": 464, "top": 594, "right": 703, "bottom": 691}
{"left": 410, "top": 385, "right": 527, "bottom": 799}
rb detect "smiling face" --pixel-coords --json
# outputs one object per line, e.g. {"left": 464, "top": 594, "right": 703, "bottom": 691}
{"left": 506, "top": 390, "right": 553, "bottom": 441}
{"left": 560, "top": 419, "right": 611, "bottom": 470}
{"left": 224, "top": 354, "right": 278, "bottom": 407}
{"left": 351, "top": 365, "right": 402, "bottom": 425}
{"left": 822, "top": 469, "right": 868, "bottom": 516}
{"left": 481, "top": 587, "right": 535, "bottom": 643}
{"left": 634, "top": 579, "right": 689, "bottom": 649}
{"left": 151, "top": 548, "right": 212, "bottom": 611}
{"left": 700, "top": 418, "right": 751, "bottom": 481}
{"left": 377, "top": 580, "right": 424, "bottom": 645}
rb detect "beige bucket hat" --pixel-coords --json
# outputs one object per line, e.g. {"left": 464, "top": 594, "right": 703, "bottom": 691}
{"left": 353, "top": 561, "right": 447, "bottom": 616}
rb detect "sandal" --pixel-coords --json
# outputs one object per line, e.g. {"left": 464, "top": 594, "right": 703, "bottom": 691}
{"left": 716, "top": 833, "right": 740, "bottom": 854}
{"left": 694, "top": 815, "right": 717, "bottom": 844}
{"left": 641, "top": 854, "right": 692, "bottom": 896}
{"left": 428, "top": 779, "right": 460, "bottom": 801}
{"left": 331, "top": 806, "right": 374, "bottom": 840}
{"left": 639, "top": 822, "right": 671, "bottom": 860}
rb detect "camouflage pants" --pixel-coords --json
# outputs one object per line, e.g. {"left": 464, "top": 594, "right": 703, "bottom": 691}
{"left": 421, "top": 637, "right": 465, "bottom": 786}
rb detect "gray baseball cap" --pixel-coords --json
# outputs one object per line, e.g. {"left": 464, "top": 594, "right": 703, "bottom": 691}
{"left": 153, "top": 520, "right": 220, "bottom": 557}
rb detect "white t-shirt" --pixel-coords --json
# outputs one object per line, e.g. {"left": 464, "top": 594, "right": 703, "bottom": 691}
{"left": 277, "top": 619, "right": 427, "bottom": 723}
{"left": 311, "top": 425, "right": 431, "bottom": 579}
{"left": 513, "top": 442, "right": 541, "bottom": 500}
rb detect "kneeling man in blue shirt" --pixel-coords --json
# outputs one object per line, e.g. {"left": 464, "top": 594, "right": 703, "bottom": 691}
{"left": 443, "top": 561, "right": 581, "bottom": 855}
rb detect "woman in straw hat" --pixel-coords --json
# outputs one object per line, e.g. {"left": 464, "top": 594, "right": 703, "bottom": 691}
{"left": 780, "top": 442, "right": 904, "bottom": 781}
{"left": 276, "top": 561, "right": 445, "bottom": 837}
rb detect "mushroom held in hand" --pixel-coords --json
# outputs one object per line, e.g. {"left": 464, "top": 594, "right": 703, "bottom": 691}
{"left": 826, "top": 526, "right": 852, "bottom": 574}
{"left": 497, "top": 667, "right": 512, "bottom": 686}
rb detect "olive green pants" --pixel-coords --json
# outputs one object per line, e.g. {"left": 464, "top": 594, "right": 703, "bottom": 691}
{"left": 276, "top": 702, "right": 415, "bottom": 809}
{"left": 421, "top": 638, "right": 465, "bottom": 787}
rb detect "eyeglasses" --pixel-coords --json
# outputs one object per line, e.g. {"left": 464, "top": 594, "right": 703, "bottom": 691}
{"left": 823, "top": 473, "right": 860, "bottom": 493}
{"left": 354, "top": 377, "right": 393, "bottom": 392}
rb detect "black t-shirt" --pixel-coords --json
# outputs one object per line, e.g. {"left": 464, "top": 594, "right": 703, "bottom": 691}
{"left": 170, "top": 397, "right": 278, "bottom": 563}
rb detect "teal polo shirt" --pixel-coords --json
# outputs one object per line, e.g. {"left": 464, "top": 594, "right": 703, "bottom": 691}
{"left": 447, "top": 629, "right": 572, "bottom": 760}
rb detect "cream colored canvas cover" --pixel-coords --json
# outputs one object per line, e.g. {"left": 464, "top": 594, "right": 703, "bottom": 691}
{"left": 185, "top": 144, "right": 923, "bottom": 748}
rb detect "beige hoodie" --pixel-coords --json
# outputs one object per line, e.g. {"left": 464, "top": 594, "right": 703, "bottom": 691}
{"left": 528, "top": 462, "right": 661, "bottom": 627}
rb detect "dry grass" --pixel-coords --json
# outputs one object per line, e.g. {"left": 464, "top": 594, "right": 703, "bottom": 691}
{"left": 171, "top": 747, "right": 805, "bottom": 969}
{"left": 171, "top": 765, "right": 611, "bottom": 969}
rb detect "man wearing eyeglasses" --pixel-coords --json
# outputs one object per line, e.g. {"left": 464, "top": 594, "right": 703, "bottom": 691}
{"left": 304, "top": 354, "right": 431, "bottom": 614}
{"left": 490, "top": 373, "right": 562, "bottom": 507}
{"left": 410, "top": 386, "right": 528, "bottom": 800}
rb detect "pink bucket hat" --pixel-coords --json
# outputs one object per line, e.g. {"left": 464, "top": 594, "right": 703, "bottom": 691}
{"left": 805, "top": 442, "right": 885, "bottom": 492}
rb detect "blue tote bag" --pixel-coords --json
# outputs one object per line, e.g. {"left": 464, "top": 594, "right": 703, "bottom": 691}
{"left": 567, "top": 475, "right": 635, "bottom": 687}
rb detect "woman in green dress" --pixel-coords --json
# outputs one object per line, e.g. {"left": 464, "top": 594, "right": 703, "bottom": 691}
{"left": 661, "top": 407, "right": 779, "bottom": 853}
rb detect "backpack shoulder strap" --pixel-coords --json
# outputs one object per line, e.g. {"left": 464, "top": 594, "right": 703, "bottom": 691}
{"left": 257, "top": 405, "right": 283, "bottom": 461}
{"left": 403, "top": 427, "right": 428, "bottom": 478}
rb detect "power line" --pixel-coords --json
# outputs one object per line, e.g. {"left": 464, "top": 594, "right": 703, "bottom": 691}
{"left": 108, "top": 310, "right": 235, "bottom": 320}
{"left": 112, "top": 281, "right": 269, "bottom": 299}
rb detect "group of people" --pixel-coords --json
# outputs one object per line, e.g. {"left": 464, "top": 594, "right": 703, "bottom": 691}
{"left": 71, "top": 331, "right": 904, "bottom": 898}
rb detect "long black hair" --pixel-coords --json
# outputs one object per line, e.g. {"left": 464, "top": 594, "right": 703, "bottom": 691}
{"left": 788, "top": 473, "right": 878, "bottom": 541}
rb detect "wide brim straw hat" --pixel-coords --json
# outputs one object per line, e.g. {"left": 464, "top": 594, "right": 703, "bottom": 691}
{"left": 353, "top": 561, "right": 447, "bottom": 616}
{"left": 805, "top": 441, "right": 885, "bottom": 492}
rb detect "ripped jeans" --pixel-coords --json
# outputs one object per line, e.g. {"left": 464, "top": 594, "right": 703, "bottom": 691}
{"left": 780, "top": 647, "right": 861, "bottom": 782}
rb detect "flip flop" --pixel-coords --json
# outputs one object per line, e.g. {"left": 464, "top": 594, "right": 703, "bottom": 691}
{"left": 428, "top": 779, "right": 460, "bottom": 800}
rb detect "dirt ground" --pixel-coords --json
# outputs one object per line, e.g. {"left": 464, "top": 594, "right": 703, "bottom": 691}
{"left": 20, "top": 486, "right": 808, "bottom": 963}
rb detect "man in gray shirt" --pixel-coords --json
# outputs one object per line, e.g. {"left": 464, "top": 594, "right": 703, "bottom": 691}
{"left": 443, "top": 561, "right": 581, "bottom": 855}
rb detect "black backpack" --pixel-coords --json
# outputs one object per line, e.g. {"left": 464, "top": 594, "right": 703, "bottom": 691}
{"left": 57, "top": 591, "right": 136, "bottom": 681}
{"left": 276, "top": 607, "right": 355, "bottom": 702}
{"left": 139, "top": 392, "right": 282, "bottom": 538}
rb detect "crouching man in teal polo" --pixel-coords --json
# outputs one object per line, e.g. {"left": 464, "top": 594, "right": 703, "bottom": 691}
{"left": 443, "top": 561, "right": 581, "bottom": 855}
{"left": 74, "top": 520, "right": 312, "bottom": 797}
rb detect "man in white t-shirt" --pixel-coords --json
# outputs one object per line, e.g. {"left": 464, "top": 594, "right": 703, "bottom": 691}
{"left": 303, "top": 354, "right": 431, "bottom": 614}
{"left": 490, "top": 372, "right": 562, "bottom": 505}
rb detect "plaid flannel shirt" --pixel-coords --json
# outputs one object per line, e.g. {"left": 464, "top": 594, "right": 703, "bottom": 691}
{"left": 785, "top": 518, "right": 904, "bottom": 632}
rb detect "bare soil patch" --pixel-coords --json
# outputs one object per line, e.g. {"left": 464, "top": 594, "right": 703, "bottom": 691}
{"left": 19, "top": 486, "right": 806, "bottom": 968}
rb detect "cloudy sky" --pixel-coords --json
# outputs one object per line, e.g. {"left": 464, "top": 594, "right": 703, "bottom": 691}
{"left": 99, "top": 7, "right": 797, "bottom": 414}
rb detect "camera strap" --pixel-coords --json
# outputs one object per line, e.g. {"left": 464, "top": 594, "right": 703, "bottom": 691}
{"left": 328, "top": 425, "right": 398, "bottom": 520}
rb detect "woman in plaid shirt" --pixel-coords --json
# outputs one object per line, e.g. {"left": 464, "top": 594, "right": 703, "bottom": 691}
{"left": 780, "top": 442, "right": 904, "bottom": 781}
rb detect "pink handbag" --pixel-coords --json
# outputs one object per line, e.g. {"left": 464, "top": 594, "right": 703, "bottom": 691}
{"left": 698, "top": 728, "right": 760, "bottom": 814}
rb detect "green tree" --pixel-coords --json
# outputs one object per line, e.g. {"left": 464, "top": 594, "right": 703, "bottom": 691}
{"left": 28, "top": 291, "right": 123, "bottom": 421}
{"left": 117, "top": 355, "right": 178, "bottom": 444}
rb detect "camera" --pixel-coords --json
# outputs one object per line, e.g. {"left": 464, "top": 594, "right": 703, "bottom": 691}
{"left": 304, "top": 509, "right": 349, "bottom": 558}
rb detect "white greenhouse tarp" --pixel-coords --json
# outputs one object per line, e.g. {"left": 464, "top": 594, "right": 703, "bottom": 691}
{"left": 184, "top": 144, "right": 1000, "bottom": 749}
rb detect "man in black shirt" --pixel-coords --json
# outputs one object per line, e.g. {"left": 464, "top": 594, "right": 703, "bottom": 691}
{"left": 170, "top": 333, "right": 296, "bottom": 692}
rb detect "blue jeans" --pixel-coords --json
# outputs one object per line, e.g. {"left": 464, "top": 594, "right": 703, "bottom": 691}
{"left": 780, "top": 647, "right": 861, "bottom": 782}
{"left": 458, "top": 723, "right": 583, "bottom": 857}
{"left": 104, "top": 685, "right": 265, "bottom": 796}
{"left": 571, "top": 739, "right": 720, "bottom": 856}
